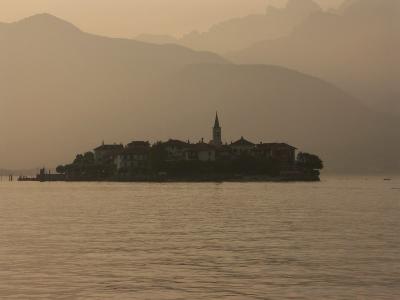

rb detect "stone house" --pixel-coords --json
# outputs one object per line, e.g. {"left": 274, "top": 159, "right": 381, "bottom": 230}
{"left": 256, "top": 143, "right": 297, "bottom": 164}
{"left": 162, "top": 139, "right": 190, "bottom": 161}
{"left": 230, "top": 137, "right": 256, "bottom": 156}
{"left": 184, "top": 142, "right": 216, "bottom": 162}
{"left": 114, "top": 141, "right": 150, "bottom": 172}
{"left": 94, "top": 143, "right": 124, "bottom": 162}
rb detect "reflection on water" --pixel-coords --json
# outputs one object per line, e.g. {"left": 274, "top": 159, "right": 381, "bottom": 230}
{"left": 0, "top": 177, "right": 399, "bottom": 299}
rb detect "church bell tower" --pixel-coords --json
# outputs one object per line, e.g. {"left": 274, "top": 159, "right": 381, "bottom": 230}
{"left": 212, "top": 112, "right": 222, "bottom": 146}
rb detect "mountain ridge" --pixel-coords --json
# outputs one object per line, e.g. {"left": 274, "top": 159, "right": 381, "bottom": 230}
{"left": 230, "top": 0, "right": 400, "bottom": 115}
{"left": 136, "top": 0, "right": 321, "bottom": 53}
{"left": 0, "top": 13, "right": 399, "bottom": 173}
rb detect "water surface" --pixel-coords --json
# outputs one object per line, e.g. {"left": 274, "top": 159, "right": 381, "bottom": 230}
{"left": 0, "top": 177, "right": 399, "bottom": 299}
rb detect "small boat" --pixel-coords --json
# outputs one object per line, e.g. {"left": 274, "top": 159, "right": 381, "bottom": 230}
{"left": 384, "top": 178, "right": 392, "bottom": 181}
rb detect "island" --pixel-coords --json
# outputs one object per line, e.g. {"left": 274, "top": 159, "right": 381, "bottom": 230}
{"left": 55, "top": 113, "right": 323, "bottom": 182}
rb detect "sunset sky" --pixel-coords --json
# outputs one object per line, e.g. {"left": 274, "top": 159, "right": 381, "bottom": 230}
{"left": 0, "top": 0, "right": 344, "bottom": 37}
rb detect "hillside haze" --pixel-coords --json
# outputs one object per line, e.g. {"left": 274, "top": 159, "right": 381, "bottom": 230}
{"left": 0, "top": 13, "right": 399, "bottom": 173}
{"left": 230, "top": 0, "right": 400, "bottom": 115}
{"left": 0, "top": 14, "right": 226, "bottom": 168}
{"left": 137, "top": 0, "right": 322, "bottom": 54}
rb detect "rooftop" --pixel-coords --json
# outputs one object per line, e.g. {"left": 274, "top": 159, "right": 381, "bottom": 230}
{"left": 94, "top": 144, "right": 124, "bottom": 151}
{"left": 127, "top": 141, "right": 150, "bottom": 148}
{"left": 187, "top": 142, "right": 216, "bottom": 152}
{"left": 257, "top": 143, "right": 297, "bottom": 150}
{"left": 120, "top": 147, "right": 150, "bottom": 155}
{"left": 231, "top": 137, "right": 255, "bottom": 147}
{"left": 162, "top": 139, "right": 190, "bottom": 148}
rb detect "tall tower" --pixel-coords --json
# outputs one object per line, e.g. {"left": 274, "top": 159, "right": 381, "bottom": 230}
{"left": 212, "top": 112, "right": 222, "bottom": 146}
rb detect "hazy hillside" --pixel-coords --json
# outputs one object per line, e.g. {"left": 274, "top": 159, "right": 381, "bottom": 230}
{"left": 150, "top": 64, "right": 400, "bottom": 173}
{"left": 0, "top": 14, "right": 226, "bottom": 168}
{"left": 136, "top": 34, "right": 179, "bottom": 45}
{"left": 0, "top": 14, "right": 226, "bottom": 78}
{"left": 136, "top": 0, "right": 321, "bottom": 54}
{"left": 0, "top": 14, "right": 399, "bottom": 173}
{"left": 230, "top": 0, "right": 400, "bottom": 115}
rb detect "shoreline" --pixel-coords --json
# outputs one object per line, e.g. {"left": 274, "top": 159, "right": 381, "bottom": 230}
{"left": 19, "top": 174, "right": 320, "bottom": 183}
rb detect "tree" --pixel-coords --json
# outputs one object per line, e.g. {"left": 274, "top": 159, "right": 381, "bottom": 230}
{"left": 73, "top": 154, "right": 84, "bottom": 164}
{"left": 83, "top": 151, "right": 95, "bottom": 163}
{"left": 297, "top": 152, "right": 323, "bottom": 171}
{"left": 56, "top": 165, "right": 66, "bottom": 174}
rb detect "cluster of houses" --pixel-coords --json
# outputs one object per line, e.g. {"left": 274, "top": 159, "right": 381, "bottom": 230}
{"left": 93, "top": 113, "right": 297, "bottom": 173}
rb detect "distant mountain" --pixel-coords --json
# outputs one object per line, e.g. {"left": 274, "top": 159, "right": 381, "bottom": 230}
{"left": 0, "top": 14, "right": 226, "bottom": 76}
{"left": 135, "top": 33, "right": 179, "bottom": 45}
{"left": 230, "top": 0, "right": 400, "bottom": 115}
{"left": 151, "top": 64, "right": 400, "bottom": 173}
{"left": 0, "top": 14, "right": 399, "bottom": 173}
{"left": 135, "top": 0, "right": 321, "bottom": 54}
{"left": 0, "top": 14, "right": 226, "bottom": 169}
{"left": 338, "top": 0, "right": 399, "bottom": 16}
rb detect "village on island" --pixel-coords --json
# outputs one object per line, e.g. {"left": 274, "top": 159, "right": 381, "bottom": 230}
{"left": 24, "top": 113, "right": 323, "bottom": 182}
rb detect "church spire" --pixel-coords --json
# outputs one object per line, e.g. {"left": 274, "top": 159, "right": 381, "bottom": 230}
{"left": 214, "top": 112, "right": 220, "bottom": 128}
{"left": 212, "top": 111, "right": 222, "bottom": 146}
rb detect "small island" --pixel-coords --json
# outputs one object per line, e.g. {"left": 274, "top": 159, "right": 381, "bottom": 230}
{"left": 55, "top": 113, "right": 323, "bottom": 182}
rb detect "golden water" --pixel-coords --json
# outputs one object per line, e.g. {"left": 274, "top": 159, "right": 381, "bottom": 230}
{"left": 0, "top": 177, "right": 399, "bottom": 299}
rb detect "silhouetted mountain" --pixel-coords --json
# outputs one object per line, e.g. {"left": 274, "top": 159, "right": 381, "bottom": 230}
{"left": 136, "top": 33, "right": 179, "bottom": 45}
{"left": 11, "top": 13, "right": 81, "bottom": 33}
{"left": 0, "top": 13, "right": 225, "bottom": 77}
{"left": 230, "top": 0, "right": 400, "bottom": 115}
{"left": 150, "top": 64, "right": 400, "bottom": 173}
{"left": 0, "top": 14, "right": 399, "bottom": 173}
{"left": 339, "top": 0, "right": 399, "bottom": 17}
{"left": 141, "top": 0, "right": 320, "bottom": 53}
{"left": 0, "top": 14, "right": 226, "bottom": 168}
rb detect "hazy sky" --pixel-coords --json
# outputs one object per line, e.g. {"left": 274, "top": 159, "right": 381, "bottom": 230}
{"left": 0, "top": 0, "right": 344, "bottom": 37}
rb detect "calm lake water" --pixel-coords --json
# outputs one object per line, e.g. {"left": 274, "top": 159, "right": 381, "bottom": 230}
{"left": 0, "top": 177, "right": 399, "bottom": 299}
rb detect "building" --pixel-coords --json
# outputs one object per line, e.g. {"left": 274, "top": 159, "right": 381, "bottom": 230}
{"left": 59, "top": 111, "right": 315, "bottom": 181}
{"left": 127, "top": 141, "right": 150, "bottom": 149}
{"left": 230, "top": 137, "right": 256, "bottom": 156}
{"left": 162, "top": 139, "right": 190, "bottom": 161}
{"left": 101, "top": 112, "right": 298, "bottom": 172}
{"left": 211, "top": 112, "right": 222, "bottom": 146}
{"left": 256, "top": 143, "right": 297, "bottom": 164}
{"left": 94, "top": 143, "right": 124, "bottom": 162}
{"left": 185, "top": 142, "right": 216, "bottom": 162}
{"left": 114, "top": 147, "right": 150, "bottom": 172}
{"left": 216, "top": 145, "right": 233, "bottom": 161}
{"left": 114, "top": 140, "right": 151, "bottom": 172}
{"left": 36, "top": 168, "right": 66, "bottom": 182}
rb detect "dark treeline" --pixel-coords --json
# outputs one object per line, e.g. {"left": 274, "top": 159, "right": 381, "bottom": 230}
{"left": 56, "top": 144, "right": 323, "bottom": 182}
